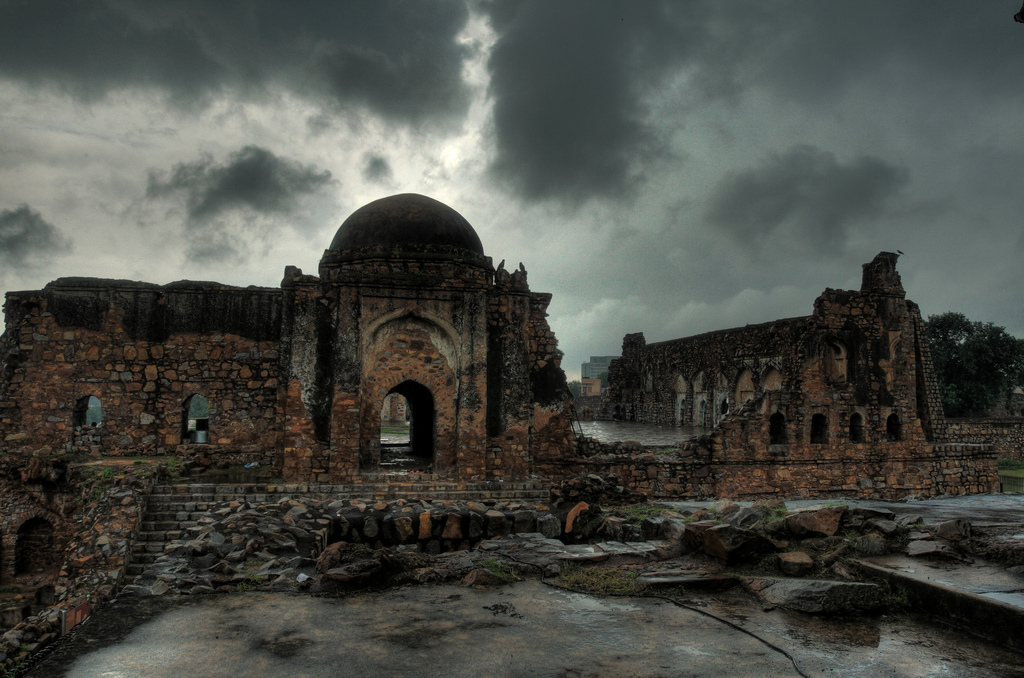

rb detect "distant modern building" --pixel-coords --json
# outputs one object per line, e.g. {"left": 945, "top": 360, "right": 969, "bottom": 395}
{"left": 581, "top": 356, "right": 618, "bottom": 381}
{"left": 580, "top": 378, "right": 602, "bottom": 397}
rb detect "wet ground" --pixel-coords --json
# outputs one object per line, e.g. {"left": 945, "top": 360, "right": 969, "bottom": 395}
{"left": 33, "top": 582, "right": 1024, "bottom": 677}
{"left": 578, "top": 421, "right": 705, "bottom": 446}
{"left": 663, "top": 493, "right": 1024, "bottom": 526}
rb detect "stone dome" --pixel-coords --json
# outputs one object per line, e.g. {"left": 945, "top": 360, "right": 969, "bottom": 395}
{"left": 328, "top": 193, "right": 484, "bottom": 256}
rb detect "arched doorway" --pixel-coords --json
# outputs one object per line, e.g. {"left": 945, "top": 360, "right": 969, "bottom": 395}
{"left": 379, "top": 381, "right": 435, "bottom": 472}
{"left": 16, "top": 518, "right": 55, "bottom": 576}
{"left": 181, "top": 395, "right": 210, "bottom": 444}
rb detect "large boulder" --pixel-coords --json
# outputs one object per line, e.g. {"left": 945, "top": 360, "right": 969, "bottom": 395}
{"left": 744, "top": 577, "right": 883, "bottom": 614}
{"left": 703, "top": 525, "right": 776, "bottom": 564}
{"left": 785, "top": 507, "right": 846, "bottom": 538}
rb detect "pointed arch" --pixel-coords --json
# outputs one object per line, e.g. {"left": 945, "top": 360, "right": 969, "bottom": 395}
{"left": 762, "top": 368, "right": 782, "bottom": 392}
{"left": 810, "top": 413, "right": 828, "bottom": 444}
{"left": 182, "top": 394, "right": 210, "bottom": 444}
{"left": 769, "top": 412, "right": 787, "bottom": 445}
{"left": 823, "top": 339, "right": 848, "bottom": 383}
{"left": 735, "top": 369, "right": 754, "bottom": 405}
{"left": 886, "top": 413, "right": 902, "bottom": 442}
{"left": 849, "top": 412, "right": 866, "bottom": 443}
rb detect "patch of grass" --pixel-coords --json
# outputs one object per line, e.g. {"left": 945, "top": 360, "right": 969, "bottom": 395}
{"left": 236, "top": 574, "right": 267, "bottom": 592}
{"left": 997, "top": 458, "right": 1024, "bottom": 471}
{"left": 481, "top": 558, "right": 519, "bottom": 583}
{"left": 236, "top": 559, "right": 264, "bottom": 574}
{"left": 0, "top": 584, "right": 20, "bottom": 594}
{"left": 558, "top": 563, "right": 638, "bottom": 596}
{"left": 617, "top": 503, "right": 664, "bottom": 524}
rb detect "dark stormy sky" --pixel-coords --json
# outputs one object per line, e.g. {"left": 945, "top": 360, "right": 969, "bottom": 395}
{"left": 1, "top": 1, "right": 1022, "bottom": 379}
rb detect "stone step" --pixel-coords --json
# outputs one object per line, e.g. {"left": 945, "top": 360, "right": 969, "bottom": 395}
{"left": 141, "top": 521, "right": 184, "bottom": 532}
{"left": 135, "top": 530, "right": 183, "bottom": 543}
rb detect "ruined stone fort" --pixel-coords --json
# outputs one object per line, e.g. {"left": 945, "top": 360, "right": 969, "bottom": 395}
{"left": 0, "top": 194, "right": 1017, "bottom": 659}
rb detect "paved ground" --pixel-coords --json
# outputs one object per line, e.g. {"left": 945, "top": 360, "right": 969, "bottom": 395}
{"left": 32, "top": 581, "right": 1024, "bottom": 678}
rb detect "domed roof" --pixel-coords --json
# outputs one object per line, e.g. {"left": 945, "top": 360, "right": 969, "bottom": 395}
{"left": 328, "top": 193, "right": 484, "bottom": 256}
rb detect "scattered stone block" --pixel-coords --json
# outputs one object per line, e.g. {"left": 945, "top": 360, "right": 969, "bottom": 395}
{"left": 777, "top": 551, "right": 814, "bottom": 576}
{"left": 785, "top": 506, "right": 845, "bottom": 538}
{"left": 703, "top": 524, "right": 776, "bottom": 564}
{"left": 744, "top": 577, "right": 882, "bottom": 614}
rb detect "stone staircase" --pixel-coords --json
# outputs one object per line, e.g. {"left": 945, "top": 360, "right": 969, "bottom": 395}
{"left": 128, "top": 479, "right": 551, "bottom": 580}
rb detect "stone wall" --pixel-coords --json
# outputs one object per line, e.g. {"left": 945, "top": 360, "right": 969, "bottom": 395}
{"left": 1, "top": 280, "right": 281, "bottom": 464}
{"left": 575, "top": 437, "right": 997, "bottom": 500}
{"left": 943, "top": 418, "right": 1024, "bottom": 460}
{"left": 0, "top": 460, "right": 154, "bottom": 673}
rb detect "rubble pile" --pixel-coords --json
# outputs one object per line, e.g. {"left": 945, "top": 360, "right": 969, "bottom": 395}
{"left": 550, "top": 472, "right": 647, "bottom": 508}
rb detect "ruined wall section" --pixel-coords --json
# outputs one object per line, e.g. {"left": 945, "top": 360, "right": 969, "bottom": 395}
{"left": 943, "top": 418, "right": 1024, "bottom": 459}
{"left": 576, "top": 440, "right": 997, "bottom": 500}
{"left": 279, "top": 271, "right": 332, "bottom": 482}
{"left": 597, "top": 253, "right": 998, "bottom": 497}
{"left": 0, "top": 281, "right": 282, "bottom": 463}
{"left": 485, "top": 268, "right": 535, "bottom": 480}
{"left": 605, "top": 320, "right": 804, "bottom": 426}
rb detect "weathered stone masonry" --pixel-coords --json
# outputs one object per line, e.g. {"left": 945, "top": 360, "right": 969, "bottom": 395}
{"left": 0, "top": 194, "right": 577, "bottom": 488}
{"left": 602, "top": 253, "right": 998, "bottom": 499}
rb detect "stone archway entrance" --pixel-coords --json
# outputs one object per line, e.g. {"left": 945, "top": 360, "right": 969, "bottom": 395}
{"left": 379, "top": 380, "right": 435, "bottom": 472}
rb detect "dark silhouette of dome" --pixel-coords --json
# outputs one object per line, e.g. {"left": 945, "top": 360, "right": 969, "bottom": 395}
{"left": 328, "top": 194, "right": 484, "bottom": 256}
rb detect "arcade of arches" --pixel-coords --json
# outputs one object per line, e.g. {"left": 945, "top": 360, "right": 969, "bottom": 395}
{"left": 604, "top": 253, "right": 1000, "bottom": 498}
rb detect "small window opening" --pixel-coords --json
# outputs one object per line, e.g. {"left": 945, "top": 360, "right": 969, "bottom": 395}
{"left": 73, "top": 395, "right": 102, "bottom": 428}
{"left": 810, "top": 413, "right": 828, "bottom": 444}
{"left": 886, "top": 413, "right": 902, "bottom": 442}
{"left": 182, "top": 395, "right": 210, "bottom": 444}
{"left": 769, "top": 412, "right": 787, "bottom": 445}
{"left": 849, "top": 413, "right": 866, "bottom": 442}
{"left": 720, "top": 399, "right": 729, "bottom": 415}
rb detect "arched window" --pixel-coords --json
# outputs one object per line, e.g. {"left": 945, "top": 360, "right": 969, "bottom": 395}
{"left": 720, "top": 398, "right": 729, "bottom": 415}
{"left": 886, "top": 413, "right": 902, "bottom": 442}
{"left": 849, "top": 413, "right": 866, "bottom": 443}
{"left": 810, "top": 414, "right": 828, "bottom": 444}
{"left": 769, "top": 412, "right": 787, "bottom": 445}
{"left": 73, "top": 395, "right": 102, "bottom": 428}
{"left": 182, "top": 395, "right": 210, "bottom": 444}
{"left": 762, "top": 368, "right": 783, "bottom": 392}
{"left": 676, "top": 395, "right": 687, "bottom": 427}
{"left": 16, "top": 517, "right": 55, "bottom": 576}
{"left": 824, "top": 340, "right": 848, "bottom": 383}
{"left": 698, "top": 400, "right": 707, "bottom": 428}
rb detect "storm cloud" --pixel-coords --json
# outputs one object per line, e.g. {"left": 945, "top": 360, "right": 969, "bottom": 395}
{"left": 0, "top": 205, "right": 71, "bottom": 269}
{"left": 362, "top": 154, "right": 393, "bottom": 184}
{"left": 705, "top": 146, "right": 909, "bottom": 252}
{"left": 0, "top": 0, "right": 472, "bottom": 124}
{"left": 146, "top": 146, "right": 333, "bottom": 224}
{"left": 0, "top": 2, "right": 1020, "bottom": 377}
{"left": 145, "top": 146, "right": 334, "bottom": 263}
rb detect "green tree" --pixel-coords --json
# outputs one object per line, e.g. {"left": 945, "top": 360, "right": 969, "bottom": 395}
{"left": 926, "top": 312, "right": 1024, "bottom": 417}
{"left": 567, "top": 380, "right": 582, "bottom": 397}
